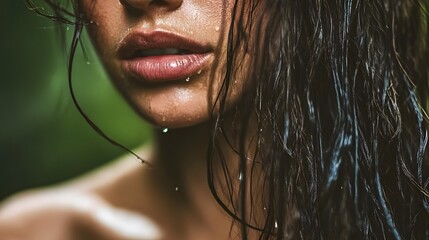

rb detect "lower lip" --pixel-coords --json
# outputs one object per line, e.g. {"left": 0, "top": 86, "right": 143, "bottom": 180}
{"left": 122, "top": 53, "right": 211, "bottom": 83}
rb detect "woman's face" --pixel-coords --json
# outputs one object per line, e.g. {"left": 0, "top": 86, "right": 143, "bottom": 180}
{"left": 82, "top": 0, "right": 237, "bottom": 128}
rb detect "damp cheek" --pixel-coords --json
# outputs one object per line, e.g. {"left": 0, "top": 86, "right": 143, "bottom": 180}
{"left": 82, "top": 0, "right": 126, "bottom": 66}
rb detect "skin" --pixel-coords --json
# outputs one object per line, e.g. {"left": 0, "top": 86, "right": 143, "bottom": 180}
{"left": 0, "top": 0, "right": 261, "bottom": 239}
{"left": 84, "top": 0, "right": 236, "bottom": 128}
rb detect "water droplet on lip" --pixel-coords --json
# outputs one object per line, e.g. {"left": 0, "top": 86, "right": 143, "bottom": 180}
{"left": 185, "top": 77, "right": 190, "bottom": 82}
{"left": 162, "top": 128, "right": 169, "bottom": 133}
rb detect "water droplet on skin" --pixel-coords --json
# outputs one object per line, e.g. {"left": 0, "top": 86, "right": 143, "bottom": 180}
{"left": 238, "top": 172, "right": 243, "bottom": 181}
{"left": 215, "top": 26, "right": 220, "bottom": 31}
{"left": 162, "top": 128, "right": 169, "bottom": 133}
{"left": 185, "top": 77, "right": 190, "bottom": 82}
{"left": 197, "top": 69, "right": 202, "bottom": 75}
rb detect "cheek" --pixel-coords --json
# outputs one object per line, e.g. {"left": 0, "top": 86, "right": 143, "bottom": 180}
{"left": 82, "top": 0, "right": 126, "bottom": 59}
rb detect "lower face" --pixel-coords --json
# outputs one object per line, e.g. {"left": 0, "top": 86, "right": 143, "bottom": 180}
{"left": 82, "top": 0, "right": 240, "bottom": 128}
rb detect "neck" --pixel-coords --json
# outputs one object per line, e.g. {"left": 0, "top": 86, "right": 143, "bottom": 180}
{"left": 147, "top": 115, "right": 262, "bottom": 239}
{"left": 149, "top": 122, "right": 235, "bottom": 238}
{"left": 153, "top": 122, "right": 211, "bottom": 200}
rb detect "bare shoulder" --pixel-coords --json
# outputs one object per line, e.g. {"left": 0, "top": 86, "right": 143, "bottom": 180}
{"left": 0, "top": 189, "right": 89, "bottom": 240}
{"left": 0, "top": 147, "right": 161, "bottom": 240}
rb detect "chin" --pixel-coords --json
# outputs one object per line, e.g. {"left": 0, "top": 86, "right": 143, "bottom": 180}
{"left": 128, "top": 90, "right": 212, "bottom": 129}
{"left": 138, "top": 108, "right": 210, "bottom": 129}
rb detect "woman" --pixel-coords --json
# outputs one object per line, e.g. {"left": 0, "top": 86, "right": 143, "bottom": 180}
{"left": 1, "top": 0, "right": 428, "bottom": 239}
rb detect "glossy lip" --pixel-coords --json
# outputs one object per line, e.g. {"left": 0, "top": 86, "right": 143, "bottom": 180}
{"left": 118, "top": 29, "right": 213, "bottom": 83}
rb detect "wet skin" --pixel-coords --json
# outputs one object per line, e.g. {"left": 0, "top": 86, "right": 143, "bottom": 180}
{"left": 83, "top": 0, "right": 235, "bottom": 128}
{"left": 0, "top": 0, "right": 266, "bottom": 239}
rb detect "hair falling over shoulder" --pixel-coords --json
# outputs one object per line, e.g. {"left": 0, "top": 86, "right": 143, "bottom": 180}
{"left": 29, "top": 0, "right": 429, "bottom": 239}
{"left": 210, "top": 0, "right": 429, "bottom": 239}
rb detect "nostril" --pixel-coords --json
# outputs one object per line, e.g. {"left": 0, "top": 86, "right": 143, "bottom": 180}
{"left": 119, "top": 0, "right": 182, "bottom": 11}
{"left": 121, "top": 0, "right": 148, "bottom": 7}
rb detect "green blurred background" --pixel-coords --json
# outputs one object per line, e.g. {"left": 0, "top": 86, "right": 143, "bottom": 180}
{"left": 0, "top": 1, "right": 152, "bottom": 200}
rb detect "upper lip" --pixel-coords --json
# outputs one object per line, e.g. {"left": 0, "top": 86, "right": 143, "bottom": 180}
{"left": 118, "top": 29, "right": 212, "bottom": 59}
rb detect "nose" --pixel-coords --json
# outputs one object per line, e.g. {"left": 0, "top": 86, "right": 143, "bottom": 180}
{"left": 121, "top": 0, "right": 182, "bottom": 12}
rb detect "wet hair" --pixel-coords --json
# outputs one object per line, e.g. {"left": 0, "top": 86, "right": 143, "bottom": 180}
{"left": 28, "top": 0, "right": 429, "bottom": 239}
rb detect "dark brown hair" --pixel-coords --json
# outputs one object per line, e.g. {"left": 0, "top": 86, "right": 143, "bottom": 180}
{"left": 28, "top": 0, "right": 429, "bottom": 239}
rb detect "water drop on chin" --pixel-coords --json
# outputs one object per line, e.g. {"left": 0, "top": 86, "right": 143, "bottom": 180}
{"left": 162, "top": 128, "right": 169, "bottom": 133}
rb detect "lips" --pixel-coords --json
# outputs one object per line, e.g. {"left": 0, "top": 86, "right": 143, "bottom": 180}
{"left": 118, "top": 30, "right": 212, "bottom": 83}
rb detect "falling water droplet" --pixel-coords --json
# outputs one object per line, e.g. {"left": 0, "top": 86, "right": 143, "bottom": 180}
{"left": 175, "top": 187, "right": 179, "bottom": 191}
{"left": 238, "top": 172, "right": 243, "bottom": 181}
{"left": 263, "top": 207, "right": 267, "bottom": 211}
{"left": 162, "top": 128, "right": 169, "bottom": 133}
{"left": 274, "top": 221, "right": 278, "bottom": 229}
{"left": 66, "top": 26, "right": 70, "bottom": 31}
{"left": 86, "top": 61, "right": 91, "bottom": 65}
